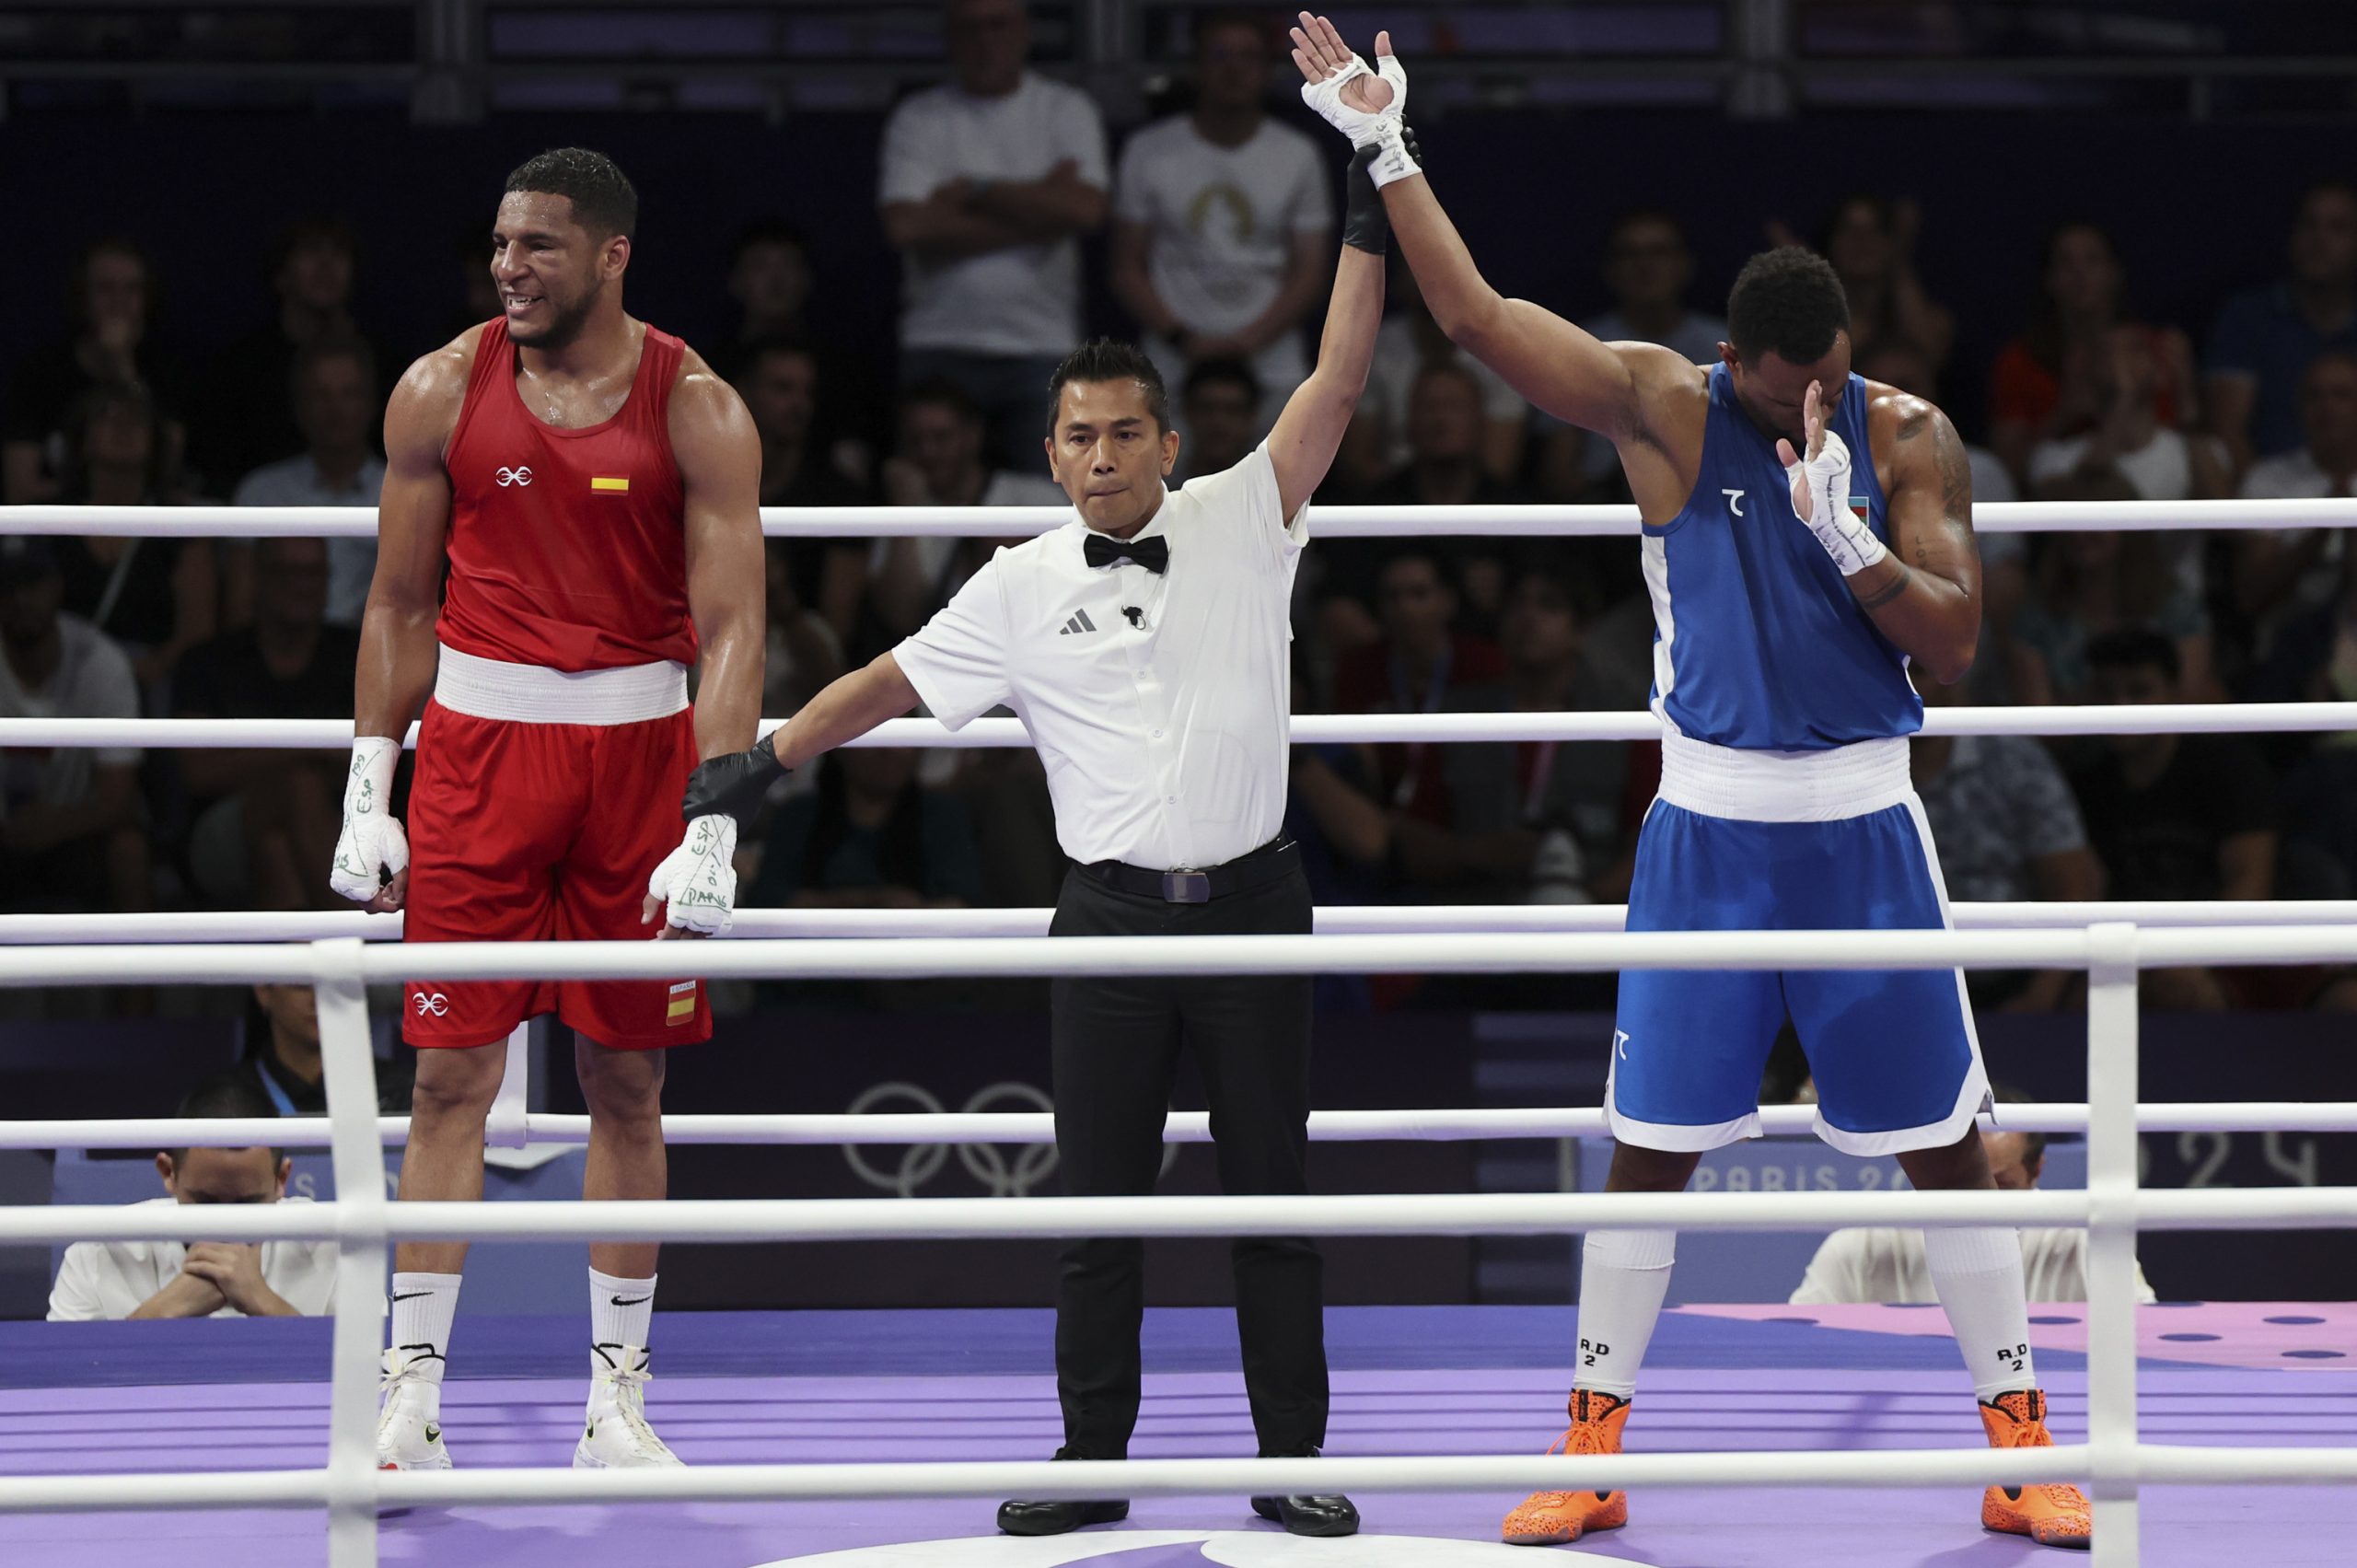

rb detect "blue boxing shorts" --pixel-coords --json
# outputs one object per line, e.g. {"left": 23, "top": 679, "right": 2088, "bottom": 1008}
{"left": 1607, "top": 732, "right": 1990, "bottom": 1156}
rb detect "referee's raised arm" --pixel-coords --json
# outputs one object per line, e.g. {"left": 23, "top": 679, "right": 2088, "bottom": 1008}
{"left": 1265, "top": 144, "right": 1388, "bottom": 522}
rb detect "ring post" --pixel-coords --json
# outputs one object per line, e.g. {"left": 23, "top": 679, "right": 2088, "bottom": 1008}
{"left": 313, "top": 937, "right": 386, "bottom": 1568}
{"left": 2084, "top": 922, "right": 2142, "bottom": 1565}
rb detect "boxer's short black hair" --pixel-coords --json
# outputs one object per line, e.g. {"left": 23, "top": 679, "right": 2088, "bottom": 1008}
{"left": 505, "top": 147, "right": 638, "bottom": 240}
{"left": 1727, "top": 246, "right": 1851, "bottom": 366}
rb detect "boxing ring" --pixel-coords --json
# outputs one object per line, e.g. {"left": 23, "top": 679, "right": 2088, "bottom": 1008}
{"left": 2, "top": 496, "right": 2354, "bottom": 1567}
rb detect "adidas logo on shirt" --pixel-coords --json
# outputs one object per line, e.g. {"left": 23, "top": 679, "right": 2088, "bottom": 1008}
{"left": 1059, "top": 609, "right": 1098, "bottom": 636}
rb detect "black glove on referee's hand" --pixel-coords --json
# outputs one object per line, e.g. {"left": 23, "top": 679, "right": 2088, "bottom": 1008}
{"left": 680, "top": 732, "right": 787, "bottom": 830}
{"left": 1341, "top": 130, "right": 1421, "bottom": 256}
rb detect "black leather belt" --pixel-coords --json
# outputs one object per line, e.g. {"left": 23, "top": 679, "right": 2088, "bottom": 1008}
{"left": 1080, "top": 837, "right": 1298, "bottom": 905}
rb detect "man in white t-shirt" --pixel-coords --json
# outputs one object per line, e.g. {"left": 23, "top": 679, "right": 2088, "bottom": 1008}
{"left": 1111, "top": 10, "right": 1334, "bottom": 426}
{"left": 49, "top": 1073, "right": 340, "bottom": 1321}
{"left": 1790, "top": 1117, "right": 2155, "bottom": 1307}
{"left": 0, "top": 536, "right": 146, "bottom": 913}
{"left": 879, "top": 0, "right": 1109, "bottom": 467}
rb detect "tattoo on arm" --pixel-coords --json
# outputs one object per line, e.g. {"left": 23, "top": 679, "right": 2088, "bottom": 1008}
{"left": 1932, "top": 412, "right": 1973, "bottom": 528}
{"left": 1856, "top": 563, "right": 1914, "bottom": 610}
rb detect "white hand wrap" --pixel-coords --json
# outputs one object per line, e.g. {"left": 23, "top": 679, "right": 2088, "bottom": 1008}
{"left": 1300, "top": 52, "right": 1419, "bottom": 186}
{"left": 646, "top": 814, "right": 737, "bottom": 936}
{"left": 328, "top": 736, "right": 408, "bottom": 903}
{"left": 1784, "top": 428, "right": 1887, "bottom": 576}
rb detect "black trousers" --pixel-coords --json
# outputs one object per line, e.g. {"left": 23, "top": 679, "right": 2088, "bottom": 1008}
{"left": 1048, "top": 854, "right": 1326, "bottom": 1458}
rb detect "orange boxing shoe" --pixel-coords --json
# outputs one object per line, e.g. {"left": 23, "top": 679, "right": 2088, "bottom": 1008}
{"left": 1501, "top": 1390, "right": 1631, "bottom": 1547}
{"left": 1980, "top": 1389, "right": 2093, "bottom": 1550}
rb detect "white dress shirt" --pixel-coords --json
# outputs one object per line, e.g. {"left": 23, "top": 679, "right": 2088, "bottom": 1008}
{"left": 1789, "top": 1224, "right": 2156, "bottom": 1307}
{"left": 47, "top": 1196, "right": 341, "bottom": 1320}
{"left": 894, "top": 442, "right": 1307, "bottom": 869}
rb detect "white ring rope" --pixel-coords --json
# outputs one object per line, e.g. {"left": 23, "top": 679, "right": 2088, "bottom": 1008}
{"left": 5, "top": 898, "right": 2352, "bottom": 945}
{"left": 4, "top": 496, "right": 2353, "bottom": 538}
{"left": 7, "top": 1100, "right": 2352, "bottom": 1155}
{"left": 8, "top": 700, "right": 2357, "bottom": 750}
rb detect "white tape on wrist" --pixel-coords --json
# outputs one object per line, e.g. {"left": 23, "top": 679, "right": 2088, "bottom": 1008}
{"left": 328, "top": 736, "right": 408, "bottom": 903}
{"left": 648, "top": 813, "right": 738, "bottom": 936}
{"left": 1784, "top": 429, "right": 1887, "bottom": 576}
{"left": 1302, "top": 52, "right": 1413, "bottom": 182}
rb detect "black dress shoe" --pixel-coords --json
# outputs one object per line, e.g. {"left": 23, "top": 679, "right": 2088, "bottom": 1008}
{"left": 997, "top": 1449, "right": 1129, "bottom": 1537}
{"left": 1250, "top": 1446, "right": 1360, "bottom": 1538}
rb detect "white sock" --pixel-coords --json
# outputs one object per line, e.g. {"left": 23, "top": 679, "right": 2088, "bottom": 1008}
{"left": 590, "top": 1268, "right": 656, "bottom": 1361}
{"left": 1923, "top": 1226, "right": 2038, "bottom": 1402}
{"left": 1573, "top": 1229, "right": 1676, "bottom": 1400}
{"left": 388, "top": 1271, "right": 460, "bottom": 1391}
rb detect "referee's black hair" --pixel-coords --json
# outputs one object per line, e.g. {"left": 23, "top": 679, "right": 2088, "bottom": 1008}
{"left": 1046, "top": 338, "right": 1169, "bottom": 436}
{"left": 505, "top": 147, "right": 638, "bottom": 240}
{"left": 1726, "top": 246, "right": 1851, "bottom": 366}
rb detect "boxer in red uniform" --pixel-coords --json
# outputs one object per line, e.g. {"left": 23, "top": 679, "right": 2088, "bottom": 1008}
{"left": 330, "top": 148, "right": 763, "bottom": 1472}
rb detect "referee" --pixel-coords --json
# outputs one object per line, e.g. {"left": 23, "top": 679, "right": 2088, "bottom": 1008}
{"left": 684, "top": 114, "right": 1410, "bottom": 1539}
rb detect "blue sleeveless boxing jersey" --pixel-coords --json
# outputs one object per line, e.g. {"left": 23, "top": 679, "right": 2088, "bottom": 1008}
{"left": 1641, "top": 366, "right": 1922, "bottom": 749}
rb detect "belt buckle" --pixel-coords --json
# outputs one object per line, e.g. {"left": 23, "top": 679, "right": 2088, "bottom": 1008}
{"left": 1161, "top": 868, "right": 1211, "bottom": 904}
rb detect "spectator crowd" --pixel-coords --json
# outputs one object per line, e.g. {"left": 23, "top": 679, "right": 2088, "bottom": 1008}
{"left": 5, "top": 1, "right": 2355, "bottom": 1013}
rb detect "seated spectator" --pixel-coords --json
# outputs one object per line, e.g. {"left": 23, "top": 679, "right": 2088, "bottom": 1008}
{"left": 171, "top": 537, "right": 359, "bottom": 910}
{"left": 867, "top": 377, "right": 1062, "bottom": 641}
{"left": 1790, "top": 1091, "right": 2155, "bottom": 1306}
{"left": 1329, "top": 548, "right": 1505, "bottom": 822}
{"left": 2206, "top": 178, "right": 2357, "bottom": 479}
{"left": 47, "top": 1072, "right": 336, "bottom": 1321}
{"left": 1396, "top": 555, "right": 1636, "bottom": 906}
{"left": 2030, "top": 325, "right": 2228, "bottom": 514}
{"left": 1780, "top": 193, "right": 1954, "bottom": 370}
{"left": 1537, "top": 209, "right": 1730, "bottom": 503}
{"left": 0, "top": 537, "right": 148, "bottom": 914}
{"left": 2074, "top": 629, "right": 2276, "bottom": 1009}
{"left": 1174, "top": 357, "right": 1261, "bottom": 485}
{"left": 2232, "top": 349, "right": 2357, "bottom": 666}
{"left": 1344, "top": 257, "right": 1528, "bottom": 490}
{"left": 3, "top": 237, "right": 192, "bottom": 505}
{"left": 229, "top": 336, "right": 385, "bottom": 630}
{"left": 878, "top": 0, "right": 1109, "bottom": 467}
{"left": 232, "top": 981, "right": 413, "bottom": 1116}
{"left": 1911, "top": 674, "right": 2103, "bottom": 1010}
{"left": 749, "top": 746, "right": 985, "bottom": 912}
{"left": 734, "top": 336, "right": 872, "bottom": 703}
{"left": 1110, "top": 8, "right": 1329, "bottom": 427}
{"left": 1325, "top": 363, "right": 1528, "bottom": 652}
{"left": 717, "top": 219, "right": 883, "bottom": 471}
{"left": 1990, "top": 221, "right": 2193, "bottom": 490}
{"left": 200, "top": 216, "right": 386, "bottom": 492}
{"left": 2011, "top": 529, "right": 2212, "bottom": 707}
{"left": 55, "top": 381, "right": 216, "bottom": 691}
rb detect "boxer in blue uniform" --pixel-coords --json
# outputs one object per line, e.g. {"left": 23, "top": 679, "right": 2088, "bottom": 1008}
{"left": 1286, "top": 13, "right": 2092, "bottom": 1552}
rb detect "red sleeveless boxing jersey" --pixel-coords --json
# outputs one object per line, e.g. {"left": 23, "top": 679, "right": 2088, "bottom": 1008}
{"left": 437, "top": 317, "right": 699, "bottom": 671}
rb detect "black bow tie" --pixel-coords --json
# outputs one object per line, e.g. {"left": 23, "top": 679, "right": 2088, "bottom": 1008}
{"left": 1084, "top": 532, "right": 1168, "bottom": 575}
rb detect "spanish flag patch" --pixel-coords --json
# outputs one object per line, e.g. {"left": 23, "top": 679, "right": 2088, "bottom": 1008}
{"left": 591, "top": 475, "right": 631, "bottom": 494}
{"left": 667, "top": 980, "right": 697, "bottom": 1024}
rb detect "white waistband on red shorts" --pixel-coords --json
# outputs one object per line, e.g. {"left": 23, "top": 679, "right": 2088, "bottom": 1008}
{"left": 1655, "top": 726, "right": 1912, "bottom": 823}
{"left": 434, "top": 645, "right": 689, "bottom": 726}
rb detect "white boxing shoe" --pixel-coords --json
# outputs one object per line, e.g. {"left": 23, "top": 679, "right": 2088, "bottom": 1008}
{"left": 376, "top": 1349, "right": 453, "bottom": 1471}
{"left": 573, "top": 1344, "right": 682, "bottom": 1469}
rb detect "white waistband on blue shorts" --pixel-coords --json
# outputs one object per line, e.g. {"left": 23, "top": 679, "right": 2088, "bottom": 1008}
{"left": 1655, "top": 727, "right": 1912, "bottom": 823}
{"left": 434, "top": 644, "right": 689, "bottom": 726}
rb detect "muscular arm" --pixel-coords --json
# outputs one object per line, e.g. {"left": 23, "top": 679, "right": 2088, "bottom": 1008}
{"left": 1267, "top": 243, "right": 1384, "bottom": 521}
{"left": 669, "top": 358, "right": 766, "bottom": 761}
{"left": 1852, "top": 395, "right": 1981, "bottom": 686}
{"left": 764, "top": 652, "right": 922, "bottom": 772}
{"left": 354, "top": 344, "right": 466, "bottom": 742}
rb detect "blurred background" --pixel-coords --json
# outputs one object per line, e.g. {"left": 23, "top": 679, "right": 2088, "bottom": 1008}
{"left": 3, "top": 0, "right": 2355, "bottom": 1318}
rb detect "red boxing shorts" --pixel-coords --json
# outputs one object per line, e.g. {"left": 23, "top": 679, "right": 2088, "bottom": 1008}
{"left": 401, "top": 648, "right": 711, "bottom": 1051}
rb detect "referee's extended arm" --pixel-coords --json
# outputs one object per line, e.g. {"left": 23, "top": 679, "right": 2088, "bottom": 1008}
{"left": 766, "top": 652, "right": 922, "bottom": 772}
{"left": 1264, "top": 146, "right": 1390, "bottom": 522}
